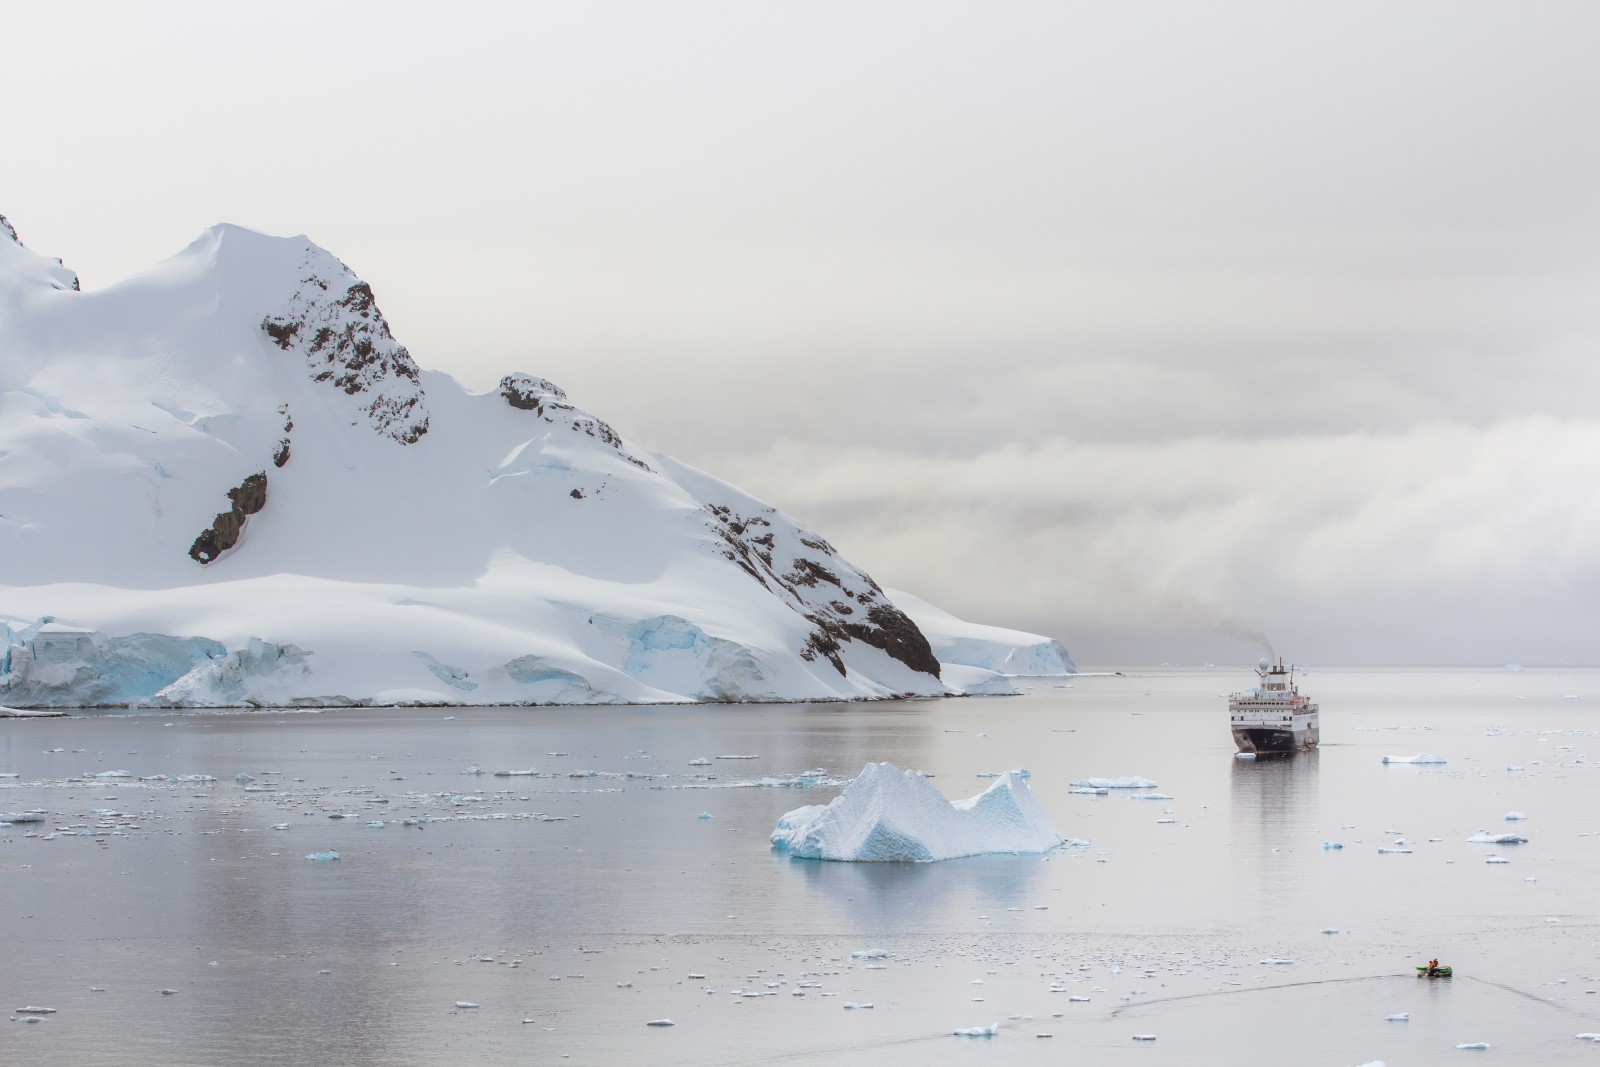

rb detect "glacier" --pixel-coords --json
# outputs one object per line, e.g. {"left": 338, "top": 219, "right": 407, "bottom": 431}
{"left": 770, "top": 762, "right": 1066, "bottom": 861}
{"left": 888, "top": 588, "right": 1075, "bottom": 676}
{"left": 0, "top": 213, "right": 1072, "bottom": 709}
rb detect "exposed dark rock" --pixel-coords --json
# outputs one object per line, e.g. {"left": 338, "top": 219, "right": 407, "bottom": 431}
{"left": 273, "top": 439, "right": 291, "bottom": 467}
{"left": 845, "top": 604, "right": 940, "bottom": 677}
{"left": 500, "top": 373, "right": 567, "bottom": 411}
{"left": 263, "top": 320, "right": 299, "bottom": 349}
{"left": 785, "top": 558, "right": 842, "bottom": 589}
{"left": 189, "top": 471, "right": 268, "bottom": 564}
{"left": 227, "top": 472, "right": 267, "bottom": 514}
{"left": 261, "top": 257, "right": 429, "bottom": 444}
{"left": 701, "top": 501, "right": 938, "bottom": 680}
{"left": 569, "top": 488, "right": 584, "bottom": 499}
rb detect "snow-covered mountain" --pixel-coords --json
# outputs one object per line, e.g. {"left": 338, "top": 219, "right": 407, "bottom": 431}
{"left": 0, "top": 214, "right": 1070, "bottom": 708}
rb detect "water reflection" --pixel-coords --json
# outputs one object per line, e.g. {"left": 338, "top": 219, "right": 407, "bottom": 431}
{"left": 779, "top": 849, "right": 1051, "bottom": 936}
{"left": 1229, "top": 749, "right": 1321, "bottom": 898}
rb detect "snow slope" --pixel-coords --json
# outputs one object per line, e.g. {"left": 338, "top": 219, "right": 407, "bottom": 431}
{"left": 2, "top": 214, "right": 976, "bottom": 707}
{"left": 887, "top": 588, "right": 1075, "bottom": 675}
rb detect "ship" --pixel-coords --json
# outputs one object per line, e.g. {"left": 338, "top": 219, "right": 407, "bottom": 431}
{"left": 1229, "top": 657, "right": 1319, "bottom": 755}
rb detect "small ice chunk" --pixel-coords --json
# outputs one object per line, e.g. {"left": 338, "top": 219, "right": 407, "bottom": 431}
{"left": 455, "top": 1001, "right": 479, "bottom": 1009}
{"left": 953, "top": 1024, "right": 997, "bottom": 1037}
{"left": 1485, "top": 855, "right": 1511, "bottom": 864}
{"left": 1466, "top": 833, "right": 1527, "bottom": 845}
{"left": 1132, "top": 1034, "right": 1156, "bottom": 1041}
{"left": 305, "top": 850, "right": 340, "bottom": 862}
{"left": 688, "top": 758, "right": 712, "bottom": 766}
{"left": 1383, "top": 754, "right": 1446, "bottom": 764}
{"left": 851, "top": 949, "right": 890, "bottom": 959}
{"left": 697, "top": 812, "right": 713, "bottom": 820}
{"left": 1456, "top": 1042, "right": 1489, "bottom": 1050}
{"left": 1504, "top": 811, "right": 1527, "bottom": 821}
{"left": 1377, "top": 847, "right": 1413, "bottom": 854}
{"left": 646, "top": 1019, "right": 675, "bottom": 1027}
{"left": 235, "top": 773, "right": 255, "bottom": 784}
{"left": 15, "top": 1006, "right": 56, "bottom": 1014}
{"left": 1322, "top": 841, "right": 1344, "bottom": 849}
{"left": 1072, "top": 776, "right": 1157, "bottom": 789}
{"left": 1386, "top": 1012, "right": 1409, "bottom": 1021}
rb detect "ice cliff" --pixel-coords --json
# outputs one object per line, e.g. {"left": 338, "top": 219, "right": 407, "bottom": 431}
{"left": 0, "top": 213, "right": 1069, "bottom": 708}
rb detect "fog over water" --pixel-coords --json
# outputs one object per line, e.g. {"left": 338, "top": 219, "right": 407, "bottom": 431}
{"left": 7, "top": 2, "right": 1600, "bottom": 664}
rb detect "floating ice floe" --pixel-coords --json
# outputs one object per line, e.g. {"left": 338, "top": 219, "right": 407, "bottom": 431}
{"left": 1485, "top": 855, "right": 1511, "bottom": 864}
{"left": 455, "top": 1001, "right": 479, "bottom": 1009}
{"left": 305, "top": 850, "right": 340, "bottom": 862}
{"left": 646, "top": 1019, "right": 675, "bottom": 1027}
{"left": 1386, "top": 1012, "right": 1409, "bottom": 1021}
{"left": 1466, "top": 833, "right": 1527, "bottom": 845}
{"left": 1456, "top": 1042, "right": 1489, "bottom": 1050}
{"left": 953, "top": 1024, "right": 997, "bottom": 1037}
{"left": 1505, "top": 811, "right": 1527, "bottom": 821}
{"left": 851, "top": 949, "right": 890, "bottom": 959}
{"left": 772, "top": 762, "right": 1064, "bottom": 862}
{"left": 1322, "top": 841, "right": 1344, "bottom": 850}
{"left": 1383, "top": 754, "right": 1446, "bottom": 764}
{"left": 1071, "top": 776, "right": 1157, "bottom": 789}
{"left": 1377, "top": 847, "right": 1413, "bottom": 854}
{"left": 1130, "top": 793, "right": 1174, "bottom": 801}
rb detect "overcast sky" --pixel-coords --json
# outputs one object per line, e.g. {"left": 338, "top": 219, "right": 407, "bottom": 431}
{"left": 8, "top": 1, "right": 1600, "bottom": 665}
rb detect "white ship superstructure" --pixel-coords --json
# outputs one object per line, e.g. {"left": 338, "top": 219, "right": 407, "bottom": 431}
{"left": 1229, "top": 658, "right": 1319, "bottom": 754}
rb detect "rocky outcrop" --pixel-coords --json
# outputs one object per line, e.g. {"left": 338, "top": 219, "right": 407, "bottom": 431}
{"left": 262, "top": 256, "right": 428, "bottom": 444}
{"left": 499, "top": 372, "right": 651, "bottom": 471}
{"left": 499, "top": 373, "right": 567, "bottom": 410}
{"left": 190, "top": 472, "right": 267, "bottom": 564}
{"left": 702, "top": 503, "right": 939, "bottom": 680}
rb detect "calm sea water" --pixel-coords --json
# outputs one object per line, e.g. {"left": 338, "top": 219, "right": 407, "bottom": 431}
{"left": 4, "top": 667, "right": 1599, "bottom": 1065}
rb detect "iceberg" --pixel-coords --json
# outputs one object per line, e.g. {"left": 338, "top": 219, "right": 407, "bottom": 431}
{"left": 771, "top": 762, "right": 1064, "bottom": 862}
{"left": 1071, "top": 776, "right": 1157, "bottom": 789}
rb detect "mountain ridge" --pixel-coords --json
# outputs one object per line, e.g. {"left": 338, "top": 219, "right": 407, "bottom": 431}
{"left": 0, "top": 213, "right": 1070, "bottom": 708}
